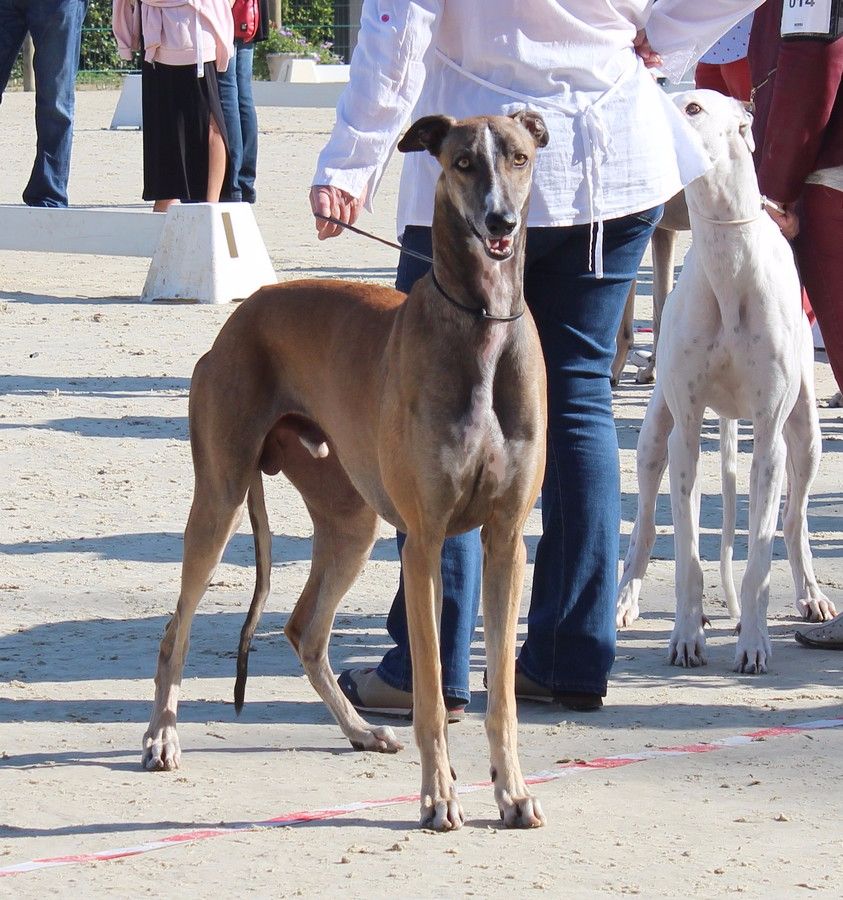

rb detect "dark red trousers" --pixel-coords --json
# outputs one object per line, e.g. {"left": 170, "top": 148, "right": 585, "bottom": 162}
{"left": 694, "top": 58, "right": 752, "bottom": 102}
{"left": 795, "top": 183, "right": 843, "bottom": 391}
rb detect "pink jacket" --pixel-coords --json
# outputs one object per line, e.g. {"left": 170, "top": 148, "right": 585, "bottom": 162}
{"left": 112, "top": 0, "right": 233, "bottom": 75}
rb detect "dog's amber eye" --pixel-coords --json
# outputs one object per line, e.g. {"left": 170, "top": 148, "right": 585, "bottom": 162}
{"left": 513, "top": 153, "right": 528, "bottom": 167}
{"left": 685, "top": 102, "right": 703, "bottom": 116}
{"left": 455, "top": 157, "right": 471, "bottom": 170}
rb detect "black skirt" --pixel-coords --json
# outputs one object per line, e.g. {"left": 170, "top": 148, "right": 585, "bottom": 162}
{"left": 141, "top": 58, "right": 230, "bottom": 202}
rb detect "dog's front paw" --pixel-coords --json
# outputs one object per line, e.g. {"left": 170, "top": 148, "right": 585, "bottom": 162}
{"left": 734, "top": 626, "right": 772, "bottom": 674}
{"left": 795, "top": 594, "right": 837, "bottom": 623}
{"left": 497, "top": 790, "right": 545, "bottom": 829}
{"left": 419, "top": 794, "right": 465, "bottom": 831}
{"left": 142, "top": 723, "right": 181, "bottom": 771}
{"left": 668, "top": 621, "right": 707, "bottom": 667}
{"left": 616, "top": 580, "right": 642, "bottom": 628}
{"left": 348, "top": 725, "right": 403, "bottom": 753}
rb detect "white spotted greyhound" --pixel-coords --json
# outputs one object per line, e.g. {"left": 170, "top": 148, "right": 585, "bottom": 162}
{"left": 616, "top": 90, "right": 836, "bottom": 673}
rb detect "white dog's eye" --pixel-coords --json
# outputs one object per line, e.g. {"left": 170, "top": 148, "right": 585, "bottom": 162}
{"left": 685, "top": 102, "right": 703, "bottom": 116}
{"left": 513, "top": 153, "right": 528, "bottom": 167}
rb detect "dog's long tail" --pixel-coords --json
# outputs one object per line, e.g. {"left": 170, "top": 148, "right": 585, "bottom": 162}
{"left": 719, "top": 417, "right": 740, "bottom": 619}
{"left": 234, "top": 472, "right": 273, "bottom": 714}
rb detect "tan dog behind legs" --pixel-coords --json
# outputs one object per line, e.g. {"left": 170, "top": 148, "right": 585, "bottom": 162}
{"left": 141, "top": 112, "right": 549, "bottom": 831}
{"left": 616, "top": 91, "right": 836, "bottom": 672}
{"left": 611, "top": 191, "right": 690, "bottom": 386}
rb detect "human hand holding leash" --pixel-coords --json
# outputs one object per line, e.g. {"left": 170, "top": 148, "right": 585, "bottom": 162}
{"left": 763, "top": 198, "right": 799, "bottom": 240}
{"left": 310, "top": 185, "right": 367, "bottom": 239}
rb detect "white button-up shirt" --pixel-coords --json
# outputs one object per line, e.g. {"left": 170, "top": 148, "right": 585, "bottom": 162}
{"left": 313, "top": 0, "right": 762, "bottom": 242}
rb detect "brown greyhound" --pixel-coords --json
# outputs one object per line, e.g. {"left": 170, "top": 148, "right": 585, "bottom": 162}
{"left": 611, "top": 190, "right": 690, "bottom": 386}
{"left": 141, "top": 112, "right": 550, "bottom": 832}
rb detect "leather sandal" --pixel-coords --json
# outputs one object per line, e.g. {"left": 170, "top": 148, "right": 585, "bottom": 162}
{"left": 337, "top": 668, "right": 466, "bottom": 722}
{"left": 483, "top": 666, "right": 603, "bottom": 710}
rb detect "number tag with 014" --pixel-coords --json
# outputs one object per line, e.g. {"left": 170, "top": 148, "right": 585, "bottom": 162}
{"left": 781, "top": 0, "right": 843, "bottom": 40}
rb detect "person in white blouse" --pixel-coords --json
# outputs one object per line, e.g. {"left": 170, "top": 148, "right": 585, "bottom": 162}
{"left": 309, "top": 0, "right": 763, "bottom": 717}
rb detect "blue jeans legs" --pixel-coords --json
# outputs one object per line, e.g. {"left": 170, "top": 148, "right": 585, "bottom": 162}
{"left": 217, "top": 41, "right": 258, "bottom": 203}
{"left": 377, "top": 530, "right": 483, "bottom": 705}
{"left": 376, "top": 209, "right": 661, "bottom": 702}
{"left": 517, "top": 212, "right": 661, "bottom": 695}
{"left": 0, "top": 0, "right": 88, "bottom": 207}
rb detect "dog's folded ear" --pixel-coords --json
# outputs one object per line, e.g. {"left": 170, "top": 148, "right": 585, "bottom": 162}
{"left": 509, "top": 109, "right": 550, "bottom": 148}
{"left": 398, "top": 115, "right": 456, "bottom": 156}
{"left": 738, "top": 106, "right": 755, "bottom": 154}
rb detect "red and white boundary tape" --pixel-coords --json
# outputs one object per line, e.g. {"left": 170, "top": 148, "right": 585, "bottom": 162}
{"left": 2, "top": 716, "right": 841, "bottom": 878}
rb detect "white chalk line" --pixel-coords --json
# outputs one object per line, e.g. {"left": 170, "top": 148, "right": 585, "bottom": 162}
{"left": 2, "top": 716, "right": 840, "bottom": 877}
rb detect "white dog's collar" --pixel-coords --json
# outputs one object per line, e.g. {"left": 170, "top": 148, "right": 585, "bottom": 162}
{"left": 688, "top": 195, "right": 773, "bottom": 226}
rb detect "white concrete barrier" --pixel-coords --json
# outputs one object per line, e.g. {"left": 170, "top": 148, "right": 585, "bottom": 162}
{"left": 109, "top": 65, "right": 351, "bottom": 129}
{"left": 110, "top": 73, "right": 143, "bottom": 129}
{"left": 141, "top": 202, "right": 276, "bottom": 304}
{"left": 0, "top": 202, "right": 277, "bottom": 305}
{"left": 813, "top": 319, "right": 826, "bottom": 351}
{"left": 0, "top": 204, "right": 162, "bottom": 255}
{"left": 250, "top": 79, "right": 347, "bottom": 108}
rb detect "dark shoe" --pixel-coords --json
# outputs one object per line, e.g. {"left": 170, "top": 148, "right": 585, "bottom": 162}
{"left": 483, "top": 667, "right": 603, "bottom": 711}
{"left": 337, "top": 668, "right": 465, "bottom": 722}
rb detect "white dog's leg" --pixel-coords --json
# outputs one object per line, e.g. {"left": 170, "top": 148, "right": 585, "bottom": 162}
{"left": 667, "top": 414, "right": 707, "bottom": 666}
{"left": 735, "top": 424, "right": 787, "bottom": 673}
{"left": 719, "top": 418, "right": 740, "bottom": 619}
{"left": 782, "top": 377, "right": 837, "bottom": 622}
{"left": 617, "top": 382, "right": 673, "bottom": 627}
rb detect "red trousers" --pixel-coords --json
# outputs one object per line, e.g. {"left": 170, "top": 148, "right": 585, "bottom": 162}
{"left": 794, "top": 183, "right": 843, "bottom": 391}
{"left": 694, "top": 58, "right": 752, "bottom": 102}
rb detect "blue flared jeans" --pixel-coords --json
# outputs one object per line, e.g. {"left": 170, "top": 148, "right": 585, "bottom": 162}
{"left": 377, "top": 208, "right": 662, "bottom": 704}
{"left": 216, "top": 41, "right": 258, "bottom": 203}
{"left": 0, "top": 0, "right": 88, "bottom": 207}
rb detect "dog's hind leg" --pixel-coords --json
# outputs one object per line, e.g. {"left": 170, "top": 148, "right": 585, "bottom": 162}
{"left": 143, "top": 478, "right": 248, "bottom": 771}
{"left": 719, "top": 418, "right": 740, "bottom": 619}
{"left": 636, "top": 229, "right": 677, "bottom": 385}
{"left": 280, "top": 448, "right": 403, "bottom": 755}
{"left": 612, "top": 282, "right": 636, "bottom": 387}
{"left": 782, "top": 381, "right": 837, "bottom": 622}
{"left": 617, "top": 381, "right": 672, "bottom": 627}
{"left": 482, "top": 516, "right": 545, "bottom": 829}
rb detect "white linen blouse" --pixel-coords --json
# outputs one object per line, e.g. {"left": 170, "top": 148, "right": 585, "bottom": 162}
{"left": 313, "top": 0, "right": 762, "bottom": 268}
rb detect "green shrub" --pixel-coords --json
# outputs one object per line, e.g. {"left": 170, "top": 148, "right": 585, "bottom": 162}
{"left": 79, "top": 0, "right": 130, "bottom": 73}
{"left": 282, "top": 0, "right": 335, "bottom": 44}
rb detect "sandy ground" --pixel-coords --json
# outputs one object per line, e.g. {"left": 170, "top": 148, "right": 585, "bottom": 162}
{"left": 1, "top": 90, "right": 841, "bottom": 897}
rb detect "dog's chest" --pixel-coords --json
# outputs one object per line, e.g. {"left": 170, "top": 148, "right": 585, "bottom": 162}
{"left": 443, "top": 329, "right": 520, "bottom": 494}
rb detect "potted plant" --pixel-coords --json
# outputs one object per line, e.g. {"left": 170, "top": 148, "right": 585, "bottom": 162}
{"left": 254, "top": 24, "right": 343, "bottom": 81}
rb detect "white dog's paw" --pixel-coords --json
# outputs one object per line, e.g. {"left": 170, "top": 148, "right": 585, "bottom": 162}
{"left": 349, "top": 725, "right": 403, "bottom": 754}
{"left": 496, "top": 790, "right": 545, "bottom": 829}
{"left": 734, "top": 627, "right": 772, "bottom": 674}
{"left": 142, "top": 723, "right": 181, "bottom": 771}
{"left": 795, "top": 594, "right": 837, "bottom": 623}
{"left": 616, "top": 580, "right": 642, "bottom": 628}
{"left": 668, "top": 619, "right": 707, "bottom": 667}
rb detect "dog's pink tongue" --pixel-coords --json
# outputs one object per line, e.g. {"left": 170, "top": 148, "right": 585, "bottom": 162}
{"left": 490, "top": 237, "right": 511, "bottom": 253}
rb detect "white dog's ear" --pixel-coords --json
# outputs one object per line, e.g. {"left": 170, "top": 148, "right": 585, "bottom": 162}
{"left": 738, "top": 103, "right": 755, "bottom": 153}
